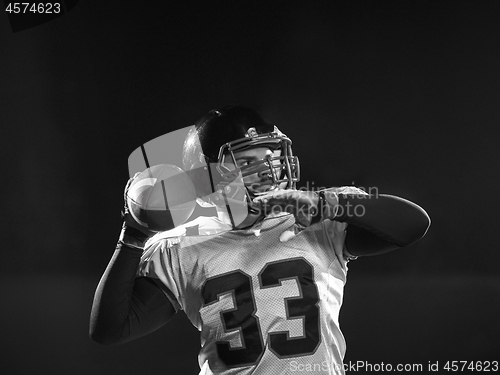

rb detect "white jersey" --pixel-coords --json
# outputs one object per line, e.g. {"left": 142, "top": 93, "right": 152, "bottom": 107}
{"left": 138, "top": 213, "right": 350, "bottom": 375}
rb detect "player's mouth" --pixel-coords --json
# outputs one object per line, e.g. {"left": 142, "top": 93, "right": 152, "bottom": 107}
{"left": 247, "top": 183, "right": 279, "bottom": 197}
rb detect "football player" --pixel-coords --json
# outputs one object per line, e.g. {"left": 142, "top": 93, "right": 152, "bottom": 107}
{"left": 90, "top": 106, "right": 430, "bottom": 375}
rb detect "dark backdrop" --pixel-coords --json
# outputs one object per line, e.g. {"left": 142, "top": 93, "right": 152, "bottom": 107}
{"left": 1, "top": 1, "right": 499, "bottom": 374}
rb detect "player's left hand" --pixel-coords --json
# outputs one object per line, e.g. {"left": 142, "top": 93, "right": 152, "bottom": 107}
{"left": 253, "top": 189, "right": 319, "bottom": 227}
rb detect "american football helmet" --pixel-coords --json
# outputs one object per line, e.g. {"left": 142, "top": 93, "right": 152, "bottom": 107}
{"left": 182, "top": 106, "right": 300, "bottom": 215}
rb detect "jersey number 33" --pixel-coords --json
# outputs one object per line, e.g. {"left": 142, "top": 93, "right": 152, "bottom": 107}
{"left": 202, "top": 258, "right": 321, "bottom": 367}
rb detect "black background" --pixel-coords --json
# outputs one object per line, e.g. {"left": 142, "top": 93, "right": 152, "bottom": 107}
{"left": 1, "top": 1, "right": 499, "bottom": 374}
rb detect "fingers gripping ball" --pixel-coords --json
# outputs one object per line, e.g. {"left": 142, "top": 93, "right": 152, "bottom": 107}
{"left": 126, "top": 164, "right": 196, "bottom": 231}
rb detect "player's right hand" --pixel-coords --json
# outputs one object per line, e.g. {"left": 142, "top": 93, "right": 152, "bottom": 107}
{"left": 122, "top": 175, "right": 156, "bottom": 240}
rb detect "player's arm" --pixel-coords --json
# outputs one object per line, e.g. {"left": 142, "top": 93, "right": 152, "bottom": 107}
{"left": 320, "top": 191, "right": 431, "bottom": 256}
{"left": 90, "top": 219, "right": 177, "bottom": 345}
{"left": 90, "top": 176, "right": 178, "bottom": 345}
{"left": 253, "top": 188, "right": 430, "bottom": 256}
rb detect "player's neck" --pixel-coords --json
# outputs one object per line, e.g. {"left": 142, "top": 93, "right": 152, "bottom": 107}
{"left": 216, "top": 207, "right": 263, "bottom": 230}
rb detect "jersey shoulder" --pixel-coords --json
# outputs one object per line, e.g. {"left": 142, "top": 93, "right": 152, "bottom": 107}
{"left": 144, "top": 216, "right": 231, "bottom": 248}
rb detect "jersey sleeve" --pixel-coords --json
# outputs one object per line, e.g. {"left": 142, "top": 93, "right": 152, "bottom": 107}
{"left": 137, "top": 238, "right": 182, "bottom": 312}
{"left": 319, "top": 218, "right": 350, "bottom": 269}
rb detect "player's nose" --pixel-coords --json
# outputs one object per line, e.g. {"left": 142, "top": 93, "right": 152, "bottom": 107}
{"left": 257, "top": 164, "right": 273, "bottom": 180}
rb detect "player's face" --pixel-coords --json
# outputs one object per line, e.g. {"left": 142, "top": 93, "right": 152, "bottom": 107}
{"left": 232, "top": 147, "right": 283, "bottom": 194}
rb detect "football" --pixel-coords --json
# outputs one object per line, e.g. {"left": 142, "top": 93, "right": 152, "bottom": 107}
{"left": 126, "top": 164, "right": 197, "bottom": 231}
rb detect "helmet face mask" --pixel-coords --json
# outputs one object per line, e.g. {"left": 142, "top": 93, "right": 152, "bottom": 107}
{"left": 217, "top": 130, "right": 300, "bottom": 199}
